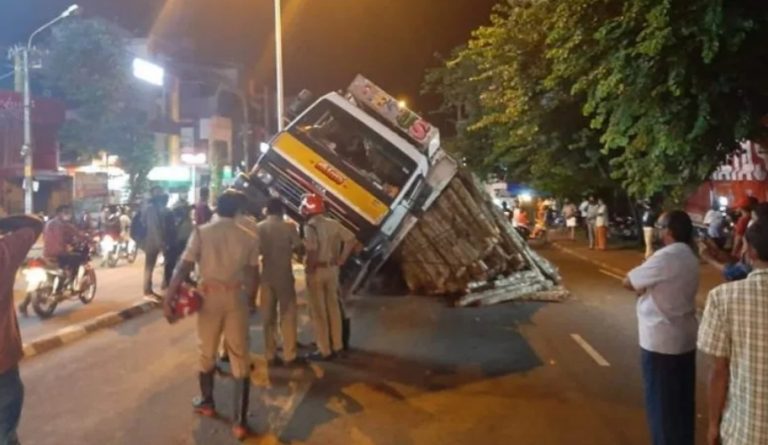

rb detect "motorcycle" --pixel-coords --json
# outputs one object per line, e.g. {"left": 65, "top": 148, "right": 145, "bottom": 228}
{"left": 22, "top": 242, "right": 98, "bottom": 319}
{"left": 609, "top": 216, "right": 640, "bottom": 241}
{"left": 100, "top": 232, "right": 138, "bottom": 268}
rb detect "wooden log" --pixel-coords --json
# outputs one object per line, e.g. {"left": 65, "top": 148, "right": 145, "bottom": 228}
{"left": 395, "top": 168, "right": 563, "bottom": 301}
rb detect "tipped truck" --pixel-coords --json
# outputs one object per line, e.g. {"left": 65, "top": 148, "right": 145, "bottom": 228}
{"left": 238, "top": 75, "right": 565, "bottom": 305}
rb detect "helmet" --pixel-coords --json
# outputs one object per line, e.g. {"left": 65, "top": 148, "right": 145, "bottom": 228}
{"left": 300, "top": 193, "right": 326, "bottom": 216}
{"left": 169, "top": 283, "right": 203, "bottom": 320}
{"left": 735, "top": 196, "right": 753, "bottom": 210}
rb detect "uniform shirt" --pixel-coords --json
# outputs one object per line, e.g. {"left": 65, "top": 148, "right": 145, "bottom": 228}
{"left": 257, "top": 215, "right": 301, "bottom": 283}
{"left": 181, "top": 216, "right": 260, "bottom": 289}
{"left": 304, "top": 215, "right": 355, "bottom": 265}
{"left": 628, "top": 242, "right": 700, "bottom": 354}
{"left": 0, "top": 228, "right": 37, "bottom": 373}
{"left": 698, "top": 269, "right": 768, "bottom": 445}
{"left": 43, "top": 217, "right": 78, "bottom": 258}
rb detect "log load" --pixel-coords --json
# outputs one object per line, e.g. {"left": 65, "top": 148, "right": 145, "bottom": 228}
{"left": 396, "top": 170, "right": 566, "bottom": 306}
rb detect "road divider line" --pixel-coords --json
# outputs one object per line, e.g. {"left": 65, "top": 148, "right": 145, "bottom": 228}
{"left": 570, "top": 333, "right": 611, "bottom": 367}
{"left": 598, "top": 269, "right": 625, "bottom": 281}
{"left": 551, "top": 243, "right": 629, "bottom": 277}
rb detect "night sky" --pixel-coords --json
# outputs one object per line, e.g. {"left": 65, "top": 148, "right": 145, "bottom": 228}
{"left": 1, "top": 0, "right": 499, "bottom": 113}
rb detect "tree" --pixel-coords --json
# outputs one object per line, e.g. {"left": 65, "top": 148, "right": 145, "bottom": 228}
{"left": 424, "top": 2, "right": 616, "bottom": 199}
{"left": 39, "top": 17, "right": 156, "bottom": 200}
{"left": 426, "top": 0, "right": 768, "bottom": 200}
{"left": 546, "top": 0, "right": 768, "bottom": 199}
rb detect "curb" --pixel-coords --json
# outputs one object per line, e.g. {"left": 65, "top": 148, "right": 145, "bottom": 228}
{"left": 22, "top": 300, "right": 159, "bottom": 359}
{"left": 550, "top": 242, "right": 629, "bottom": 277}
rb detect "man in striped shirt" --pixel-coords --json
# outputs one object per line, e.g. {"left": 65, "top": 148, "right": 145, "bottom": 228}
{"left": 699, "top": 221, "right": 768, "bottom": 445}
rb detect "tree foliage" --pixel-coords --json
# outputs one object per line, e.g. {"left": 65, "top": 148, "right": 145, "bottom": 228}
{"left": 426, "top": 0, "right": 768, "bottom": 199}
{"left": 39, "top": 18, "right": 156, "bottom": 200}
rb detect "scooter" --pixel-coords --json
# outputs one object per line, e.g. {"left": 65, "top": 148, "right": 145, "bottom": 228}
{"left": 22, "top": 242, "right": 98, "bottom": 319}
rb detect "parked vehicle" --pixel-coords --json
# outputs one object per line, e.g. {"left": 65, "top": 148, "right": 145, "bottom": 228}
{"left": 100, "top": 234, "right": 138, "bottom": 268}
{"left": 609, "top": 216, "right": 640, "bottom": 241}
{"left": 22, "top": 242, "right": 98, "bottom": 318}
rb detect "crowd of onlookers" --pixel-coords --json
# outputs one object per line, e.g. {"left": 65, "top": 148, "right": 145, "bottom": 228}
{"left": 622, "top": 198, "right": 768, "bottom": 445}
{"left": 500, "top": 192, "right": 768, "bottom": 444}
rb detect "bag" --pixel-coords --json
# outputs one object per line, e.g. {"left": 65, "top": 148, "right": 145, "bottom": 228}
{"left": 130, "top": 211, "right": 147, "bottom": 243}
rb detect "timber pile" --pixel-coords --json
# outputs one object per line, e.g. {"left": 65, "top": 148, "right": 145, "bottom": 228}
{"left": 397, "top": 170, "right": 567, "bottom": 306}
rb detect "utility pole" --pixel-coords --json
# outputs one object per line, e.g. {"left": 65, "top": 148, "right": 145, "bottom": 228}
{"left": 8, "top": 44, "right": 34, "bottom": 214}
{"left": 274, "top": 0, "right": 285, "bottom": 131}
{"left": 11, "top": 4, "right": 79, "bottom": 214}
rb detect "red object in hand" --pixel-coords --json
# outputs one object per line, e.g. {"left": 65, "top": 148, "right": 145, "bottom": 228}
{"left": 170, "top": 283, "right": 203, "bottom": 320}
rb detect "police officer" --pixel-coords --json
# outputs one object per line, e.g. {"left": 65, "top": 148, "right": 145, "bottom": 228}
{"left": 163, "top": 190, "right": 260, "bottom": 440}
{"left": 300, "top": 194, "right": 356, "bottom": 361}
{"left": 257, "top": 198, "right": 302, "bottom": 366}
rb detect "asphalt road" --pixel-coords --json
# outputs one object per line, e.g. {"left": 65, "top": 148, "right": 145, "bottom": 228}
{"left": 16, "top": 246, "right": 711, "bottom": 445}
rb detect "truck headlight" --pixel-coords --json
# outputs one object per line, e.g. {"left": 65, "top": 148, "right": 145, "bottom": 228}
{"left": 256, "top": 169, "right": 274, "bottom": 185}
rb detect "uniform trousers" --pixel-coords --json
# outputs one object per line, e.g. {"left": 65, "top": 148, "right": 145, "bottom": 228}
{"left": 307, "top": 266, "right": 343, "bottom": 357}
{"left": 260, "top": 278, "right": 298, "bottom": 362}
{"left": 197, "top": 289, "right": 250, "bottom": 378}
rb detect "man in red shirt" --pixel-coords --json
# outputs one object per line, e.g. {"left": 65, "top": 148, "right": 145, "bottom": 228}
{"left": 732, "top": 197, "right": 757, "bottom": 257}
{"left": 0, "top": 215, "right": 43, "bottom": 444}
{"left": 194, "top": 187, "right": 213, "bottom": 226}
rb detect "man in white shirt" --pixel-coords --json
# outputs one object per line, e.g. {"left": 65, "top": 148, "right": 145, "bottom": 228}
{"left": 623, "top": 210, "right": 699, "bottom": 445}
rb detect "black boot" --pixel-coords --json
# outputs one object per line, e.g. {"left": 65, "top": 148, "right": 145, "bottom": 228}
{"left": 231, "top": 378, "right": 251, "bottom": 440}
{"left": 192, "top": 371, "right": 215, "bottom": 416}
{"left": 18, "top": 295, "right": 31, "bottom": 317}
{"left": 342, "top": 317, "right": 351, "bottom": 351}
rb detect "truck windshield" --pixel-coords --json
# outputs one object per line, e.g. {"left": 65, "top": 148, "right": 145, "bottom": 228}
{"left": 289, "top": 100, "right": 417, "bottom": 202}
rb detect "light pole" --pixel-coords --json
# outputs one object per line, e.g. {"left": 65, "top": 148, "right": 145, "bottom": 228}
{"left": 21, "top": 4, "right": 79, "bottom": 213}
{"left": 274, "top": 0, "right": 285, "bottom": 131}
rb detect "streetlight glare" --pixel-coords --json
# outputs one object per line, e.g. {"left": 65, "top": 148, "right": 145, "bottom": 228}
{"left": 132, "top": 57, "right": 165, "bottom": 86}
{"left": 61, "top": 4, "right": 80, "bottom": 18}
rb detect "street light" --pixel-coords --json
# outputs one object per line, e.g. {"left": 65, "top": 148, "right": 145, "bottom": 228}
{"left": 274, "top": 0, "right": 285, "bottom": 131}
{"left": 132, "top": 58, "right": 165, "bottom": 87}
{"left": 21, "top": 4, "right": 80, "bottom": 213}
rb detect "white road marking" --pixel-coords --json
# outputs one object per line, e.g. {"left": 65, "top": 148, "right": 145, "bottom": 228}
{"left": 570, "top": 333, "right": 611, "bottom": 367}
{"left": 598, "top": 269, "right": 625, "bottom": 281}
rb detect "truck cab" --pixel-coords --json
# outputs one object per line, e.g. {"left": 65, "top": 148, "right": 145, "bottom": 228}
{"left": 239, "top": 76, "right": 457, "bottom": 292}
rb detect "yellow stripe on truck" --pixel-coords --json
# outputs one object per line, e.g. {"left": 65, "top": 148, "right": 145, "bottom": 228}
{"left": 271, "top": 132, "right": 389, "bottom": 225}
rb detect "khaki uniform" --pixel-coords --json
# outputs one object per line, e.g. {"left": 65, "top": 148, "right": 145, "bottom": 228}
{"left": 304, "top": 215, "right": 355, "bottom": 356}
{"left": 257, "top": 216, "right": 301, "bottom": 362}
{"left": 182, "top": 216, "right": 260, "bottom": 378}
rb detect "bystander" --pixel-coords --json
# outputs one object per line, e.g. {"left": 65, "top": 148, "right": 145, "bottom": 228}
{"left": 698, "top": 221, "right": 768, "bottom": 445}
{"left": 623, "top": 210, "right": 699, "bottom": 445}
{"left": 0, "top": 215, "right": 44, "bottom": 445}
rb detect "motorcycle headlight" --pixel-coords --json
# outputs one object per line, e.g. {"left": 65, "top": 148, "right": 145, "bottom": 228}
{"left": 24, "top": 268, "right": 48, "bottom": 291}
{"left": 101, "top": 235, "right": 115, "bottom": 251}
